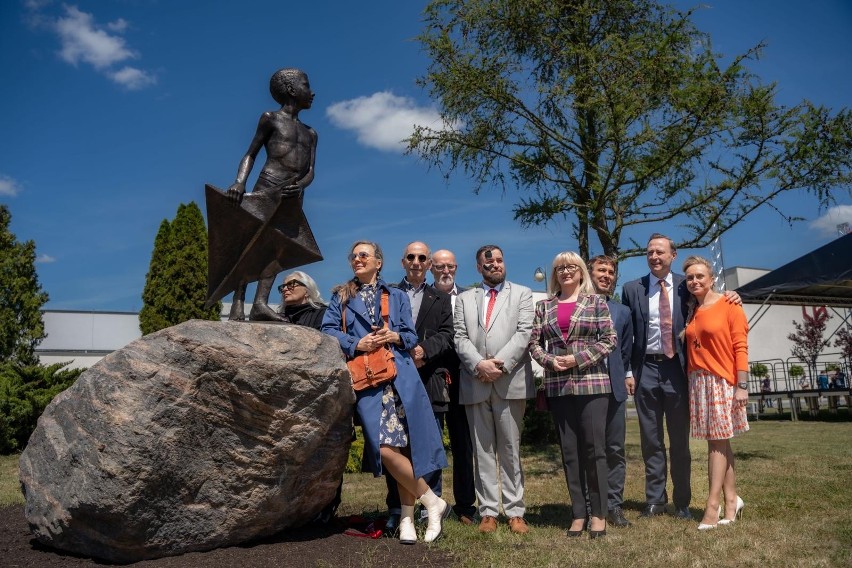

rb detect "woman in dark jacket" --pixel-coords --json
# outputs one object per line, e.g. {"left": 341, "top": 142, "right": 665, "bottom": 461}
{"left": 277, "top": 270, "right": 327, "bottom": 329}
{"left": 321, "top": 241, "right": 449, "bottom": 545}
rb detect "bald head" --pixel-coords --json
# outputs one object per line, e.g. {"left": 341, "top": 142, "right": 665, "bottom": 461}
{"left": 401, "top": 241, "right": 431, "bottom": 286}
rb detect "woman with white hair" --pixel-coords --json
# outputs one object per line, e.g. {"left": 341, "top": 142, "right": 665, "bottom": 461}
{"left": 528, "top": 252, "right": 616, "bottom": 539}
{"left": 278, "top": 270, "right": 327, "bottom": 329}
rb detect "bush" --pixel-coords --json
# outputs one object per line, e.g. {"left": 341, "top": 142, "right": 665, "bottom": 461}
{"left": 0, "top": 362, "right": 82, "bottom": 454}
{"left": 522, "top": 397, "right": 558, "bottom": 446}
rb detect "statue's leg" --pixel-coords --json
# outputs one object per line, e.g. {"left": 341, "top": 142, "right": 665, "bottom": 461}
{"left": 229, "top": 284, "right": 247, "bottom": 321}
{"left": 249, "top": 275, "right": 285, "bottom": 321}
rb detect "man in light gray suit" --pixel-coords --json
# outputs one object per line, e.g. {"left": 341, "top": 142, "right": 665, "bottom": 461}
{"left": 454, "top": 245, "right": 534, "bottom": 535}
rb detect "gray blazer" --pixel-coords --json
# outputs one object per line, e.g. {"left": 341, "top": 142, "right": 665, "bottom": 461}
{"left": 453, "top": 281, "right": 535, "bottom": 404}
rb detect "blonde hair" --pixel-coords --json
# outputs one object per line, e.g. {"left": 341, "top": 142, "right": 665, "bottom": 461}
{"left": 547, "top": 251, "right": 594, "bottom": 296}
{"left": 680, "top": 255, "right": 716, "bottom": 338}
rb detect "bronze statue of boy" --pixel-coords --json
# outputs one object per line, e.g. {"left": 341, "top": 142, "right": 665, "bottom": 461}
{"left": 206, "top": 68, "right": 320, "bottom": 321}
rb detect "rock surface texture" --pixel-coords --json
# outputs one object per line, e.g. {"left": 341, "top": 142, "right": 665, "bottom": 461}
{"left": 19, "top": 320, "right": 354, "bottom": 563}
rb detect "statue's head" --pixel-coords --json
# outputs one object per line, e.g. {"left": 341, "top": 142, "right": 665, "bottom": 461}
{"left": 270, "top": 68, "right": 309, "bottom": 106}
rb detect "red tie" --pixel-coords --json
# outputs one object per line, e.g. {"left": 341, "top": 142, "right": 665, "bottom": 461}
{"left": 658, "top": 279, "right": 674, "bottom": 358}
{"left": 485, "top": 288, "right": 497, "bottom": 328}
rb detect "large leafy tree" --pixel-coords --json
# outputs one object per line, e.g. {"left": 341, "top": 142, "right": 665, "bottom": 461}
{"left": 0, "top": 205, "right": 48, "bottom": 365}
{"left": 139, "top": 202, "right": 220, "bottom": 335}
{"left": 409, "top": 0, "right": 852, "bottom": 259}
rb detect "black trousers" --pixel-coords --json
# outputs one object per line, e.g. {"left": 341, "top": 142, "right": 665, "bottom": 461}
{"left": 550, "top": 394, "right": 609, "bottom": 520}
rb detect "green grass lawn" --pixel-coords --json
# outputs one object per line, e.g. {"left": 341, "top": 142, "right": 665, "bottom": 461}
{"left": 4, "top": 420, "right": 851, "bottom": 567}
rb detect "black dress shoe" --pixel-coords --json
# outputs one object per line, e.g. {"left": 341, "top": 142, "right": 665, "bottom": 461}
{"left": 383, "top": 513, "right": 400, "bottom": 537}
{"left": 673, "top": 507, "right": 693, "bottom": 520}
{"left": 607, "top": 507, "right": 631, "bottom": 527}
{"left": 639, "top": 503, "right": 667, "bottom": 518}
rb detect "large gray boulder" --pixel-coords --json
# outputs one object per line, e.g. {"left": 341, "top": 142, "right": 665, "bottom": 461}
{"left": 19, "top": 319, "right": 354, "bottom": 563}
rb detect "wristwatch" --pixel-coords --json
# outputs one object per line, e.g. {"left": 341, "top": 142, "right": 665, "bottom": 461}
{"left": 737, "top": 381, "right": 748, "bottom": 390}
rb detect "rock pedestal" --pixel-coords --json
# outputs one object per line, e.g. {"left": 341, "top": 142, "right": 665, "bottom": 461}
{"left": 19, "top": 320, "right": 354, "bottom": 563}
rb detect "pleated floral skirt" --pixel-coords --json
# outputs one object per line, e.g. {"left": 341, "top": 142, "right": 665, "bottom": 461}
{"left": 689, "top": 370, "right": 749, "bottom": 440}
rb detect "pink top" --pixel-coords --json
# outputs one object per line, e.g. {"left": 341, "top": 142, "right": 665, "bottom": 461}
{"left": 557, "top": 301, "right": 576, "bottom": 340}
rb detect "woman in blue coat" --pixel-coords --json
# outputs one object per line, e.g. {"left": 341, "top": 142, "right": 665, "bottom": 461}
{"left": 321, "top": 240, "right": 449, "bottom": 544}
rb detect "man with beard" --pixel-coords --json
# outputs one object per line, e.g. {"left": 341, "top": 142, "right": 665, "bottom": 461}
{"left": 429, "top": 249, "right": 476, "bottom": 525}
{"left": 454, "top": 245, "right": 534, "bottom": 534}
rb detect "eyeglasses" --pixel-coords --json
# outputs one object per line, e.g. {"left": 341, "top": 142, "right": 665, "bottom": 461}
{"left": 278, "top": 280, "right": 305, "bottom": 292}
{"left": 555, "top": 264, "right": 580, "bottom": 275}
{"left": 433, "top": 264, "right": 457, "bottom": 271}
{"left": 405, "top": 253, "right": 429, "bottom": 263}
{"left": 348, "top": 251, "right": 373, "bottom": 262}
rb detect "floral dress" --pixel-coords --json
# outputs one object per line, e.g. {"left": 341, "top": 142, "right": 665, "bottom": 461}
{"left": 359, "top": 283, "right": 409, "bottom": 448}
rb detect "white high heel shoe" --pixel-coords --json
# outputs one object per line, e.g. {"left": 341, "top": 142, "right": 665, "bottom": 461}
{"left": 718, "top": 496, "right": 745, "bottom": 525}
{"left": 697, "top": 505, "right": 722, "bottom": 531}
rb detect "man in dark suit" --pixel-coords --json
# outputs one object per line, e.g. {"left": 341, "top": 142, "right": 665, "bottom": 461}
{"left": 430, "top": 249, "right": 476, "bottom": 525}
{"left": 588, "top": 255, "right": 634, "bottom": 528}
{"left": 621, "top": 233, "right": 693, "bottom": 520}
{"left": 384, "top": 241, "right": 455, "bottom": 534}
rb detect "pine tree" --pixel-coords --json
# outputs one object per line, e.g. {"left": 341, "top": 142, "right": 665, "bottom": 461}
{"left": 0, "top": 205, "right": 49, "bottom": 364}
{"left": 139, "top": 219, "right": 173, "bottom": 335}
{"left": 139, "top": 202, "right": 220, "bottom": 335}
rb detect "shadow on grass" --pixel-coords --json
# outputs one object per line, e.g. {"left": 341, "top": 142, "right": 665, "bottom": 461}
{"left": 525, "top": 503, "right": 573, "bottom": 529}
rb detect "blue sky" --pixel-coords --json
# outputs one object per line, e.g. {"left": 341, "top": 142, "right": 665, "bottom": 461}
{"left": 1, "top": 0, "right": 850, "bottom": 312}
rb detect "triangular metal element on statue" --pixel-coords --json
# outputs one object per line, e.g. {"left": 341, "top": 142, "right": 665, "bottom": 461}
{"left": 204, "top": 184, "right": 322, "bottom": 308}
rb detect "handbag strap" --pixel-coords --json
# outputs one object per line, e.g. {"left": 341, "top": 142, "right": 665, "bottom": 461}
{"left": 341, "top": 289, "right": 390, "bottom": 333}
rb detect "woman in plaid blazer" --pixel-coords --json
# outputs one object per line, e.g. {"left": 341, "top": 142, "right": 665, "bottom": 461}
{"left": 528, "top": 252, "right": 616, "bottom": 538}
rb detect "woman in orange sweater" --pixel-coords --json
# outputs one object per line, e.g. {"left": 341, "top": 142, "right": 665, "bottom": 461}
{"left": 682, "top": 256, "right": 749, "bottom": 531}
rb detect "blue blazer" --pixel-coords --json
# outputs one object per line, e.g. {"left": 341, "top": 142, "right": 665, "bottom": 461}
{"left": 621, "top": 273, "right": 689, "bottom": 381}
{"left": 606, "top": 300, "right": 633, "bottom": 403}
{"left": 321, "top": 280, "right": 448, "bottom": 479}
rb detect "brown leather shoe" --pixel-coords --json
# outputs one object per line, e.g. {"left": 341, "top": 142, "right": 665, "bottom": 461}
{"left": 479, "top": 515, "right": 498, "bottom": 533}
{"left": 458, "top": 514, "right": 475, "bottom": 526}
{"left": 508, "top": 517, "right": 530, "bottom": 534}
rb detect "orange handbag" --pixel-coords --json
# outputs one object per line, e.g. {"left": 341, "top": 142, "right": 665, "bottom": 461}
{"left": 343, "top": 291, "right": 397, "bottom": 391}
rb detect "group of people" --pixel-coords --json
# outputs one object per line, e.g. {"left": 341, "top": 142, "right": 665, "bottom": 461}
{"left": 275, "top": 233, "right": 751, "bottom": 543}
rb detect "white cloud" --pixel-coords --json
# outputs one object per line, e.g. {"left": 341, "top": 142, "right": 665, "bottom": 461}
{"left": 29, "top": 4, "right": 158, "bottom": 89}
{"left": 56, "top": 5, "right": 134, "bottom": 69}
{"left": 0, "top": 175, "right": 21, "bottom": 196}
{"left": 326, "top": 92, "right": 445, "bottom": 152}
{"left": 110, "top": 66, "right": 156, "bottom": 90}
{"left": 106, "top": 18, "right": 129, "bottom": 33}
{"left": 36, "top": 254, "right": 56, "bottom": 264}
{"left": 809, "top": 204, "right": 852, "bottom": 236}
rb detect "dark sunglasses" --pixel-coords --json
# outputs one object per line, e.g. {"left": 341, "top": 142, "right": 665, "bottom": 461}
{"left": 278, "top": 280, "right": 306, "bottom": 293}
{"left": 406, "top": 253, "right": 429, "bottom": 263}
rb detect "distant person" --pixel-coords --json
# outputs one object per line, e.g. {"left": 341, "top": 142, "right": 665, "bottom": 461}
{"left": 224, "top": 68, "right": 318, "bottom": 321}
{"left": 320, "top": 241, "right": 449, "bottom": 544}
{"left": 760, "top": 377, "right": 773, "bottom": 410}
{"left": 277, "top": 271, "right": 327, "bottom": 328}
{"left": 454, "top": 245, "right": 535, "bottom": 535}
{"left": 817, "top": 373, "right": 829, "bottom": 390}
{"left": 528, "top": 253, "right": 616, "bottom": 539}
{"left": 681, "top": 256, "right": 748, "bottom": 530}
{"left": 429, "top": 249, "right": 477, "bottom": 526}
{"left": 836, "top": 370, "right": 847, "bottom": 388}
